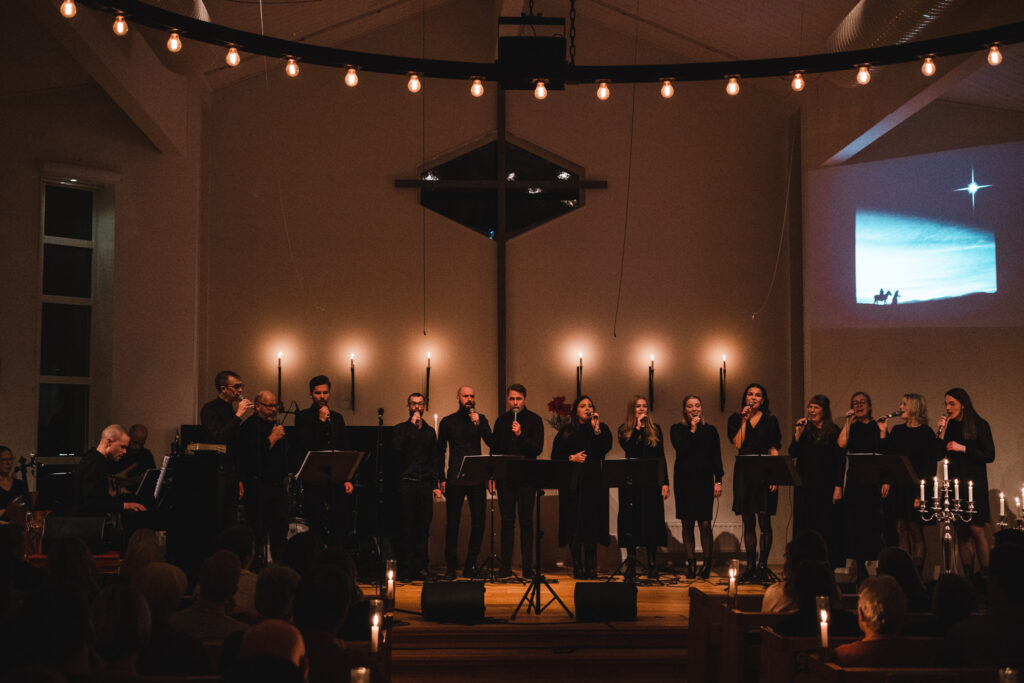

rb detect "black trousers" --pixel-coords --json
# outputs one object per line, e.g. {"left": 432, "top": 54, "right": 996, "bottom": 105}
{"left": 445, "top": 483, "right": 486, "bottom": 569}
{"left": 243, "top": 485, "right": 289, "bottom": 563}
{"left": 496, "top": 481, "right": 536, "bottom": 570}
{"left": 399, "top": 479, "right": 434, "bottom": 576}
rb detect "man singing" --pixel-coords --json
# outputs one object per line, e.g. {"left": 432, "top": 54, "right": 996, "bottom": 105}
{"left": 392, "top": 392, "right": 440, "bottom": 581}
{"left": 200, "top": 370, "right": 252, "bottom": 529}
{"left": 491, "top": 384, "right": 544, "bottom": 578}
{"left": 436, "top": 386, "right": 494, "bottom": 580}
{"left": 293, "top": 375, "right": 354, "bottom": 546}
{"left": 238, "top": 391, "right": 290, "bottom": 564}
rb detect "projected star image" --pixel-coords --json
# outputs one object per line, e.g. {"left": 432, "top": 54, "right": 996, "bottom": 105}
{"left": 954, "top": 169, "right": 991, "bottom": 209}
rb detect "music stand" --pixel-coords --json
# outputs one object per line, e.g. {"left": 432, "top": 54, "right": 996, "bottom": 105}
{"left": 456, "top": 454, "right": 525, "bottom": 582}
{"left": 510, "top": 460, "right": 579, "bottom": 620}
{"left": 734, "top": 454, "right": 801, "bottom": 585}
{"left": 296, "top": 450, "right": 364, "bottom": 543}
{"left": 846, "top": 453, "right": 918, "bottom": 487}
{"left": 603, "top": 459, "right": 665, "bottom": 584}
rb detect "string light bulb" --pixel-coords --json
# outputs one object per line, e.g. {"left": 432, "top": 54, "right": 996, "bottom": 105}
{"left": 470, "top": 78, "right": 484, "bottom": 98}
{"left": 112, "top": 14, "right": 128, "bottom": 36}
{"left": 407, "top": 74, "right": 422, "bottom": 93}
{"left": 791, "top": 72, "right": 805, "bottom": 91}
{"left": 534, "top": 80, "right": 548, "bottom": 100}
{"left": 596, "top": 81, "right": 611, "bottom": 100}
{"left": 166, "top": 32, "right": 182, "bottom": 53}
{"left": 726, "top": 77, "right": 740, "bottom": 96}
{"left": 987, "top": 45, "right": 1002, "bottom": 66}
{"left": 225, "top": 47, "right": 240, "bottom": 67}
{"left": 344, "top": 68, "right": 358, "bottom": 87}
{"left": 60, "top": 0, "right": 76, "bottom": 18}
{"left": 921, "top": 57, "right": 936, "bottom": 77}
{"left": 660, "top": 79, "right": 674, "bottom": 99}
{"left": 856, "top": 65, "right": 871, "bottom": 85}
{"left": 285, "top": 59, "right": 300, "bottom": 78}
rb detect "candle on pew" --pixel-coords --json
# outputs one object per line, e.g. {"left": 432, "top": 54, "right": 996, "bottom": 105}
{"left": 820, "top": 609, "right": 829, "bottom": 649}
{"left": 371, "top": 612, "right": 380, "bottom": 653}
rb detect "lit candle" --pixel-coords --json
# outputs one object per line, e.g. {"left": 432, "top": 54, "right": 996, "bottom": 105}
{"left": 370, "top": 613, "right": 380, "bottom": 653}
{"left": 1016, "top": 497, "right": 1021, "bottom": 512}
{"left": 943, "top": 459, "right": 949, "bottom": 481}
{"left": 954, "top": 479, "right": 960, "bottom": 500}
{"left": 427, "top": 351, "right": 431, "bottom": 369}
{"left": 433, "top": 413, "right": 438, "bottom": 432}
{"left": 386, "top": 569, "right": 395, "bottom": 605}
{"left": 968, "top": 480, "right": 973, "bottom": 503}
{"left": 576, "top": 351, "right": 583, "bottom": 398}
{"left": 933, "top": 477, "right": 939, "bottom": 501}
{"left": 820, "top": 609, "right": 829, "bottom": 648}
{"left": 720, "top": 354, "right": 727, "bottom": 413}
{"left": 920, "top": 479, "right": 926, "bottom": 503}
{"left": 351, "top": 668, "right": 370, "bottom": 683}
{"left": 1000, "top": 492, "right": 1006, "bottom": 516}
{"left": 728, "top": 567, "right": 737, "bottom": 598}
{"left": 648, "top": 354, "right": 655, "bottom": 411}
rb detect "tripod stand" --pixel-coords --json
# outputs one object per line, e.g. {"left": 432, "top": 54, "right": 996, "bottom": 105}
{"left": 734, "top": 454, "right": 800, "bottom": 586}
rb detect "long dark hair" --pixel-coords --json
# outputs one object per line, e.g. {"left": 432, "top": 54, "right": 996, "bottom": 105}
{"left": 945, "top": 387, "right": 981, "bottom": 441}
{"left": 566, "top": 394, "right": 596, "bottom": 433}
{"left": 739, "top": 383, "right": 770, "bottom": 415}
{"left": 806, "top": 394, "right": 838, "bottom": 443}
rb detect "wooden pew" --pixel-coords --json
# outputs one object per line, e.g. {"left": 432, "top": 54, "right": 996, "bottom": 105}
{"left": 758, "top": 627, "right": 858, "bottom": 683}
{"left": 687, "top": 586, "right": 763, "bottom": 683}
{"left": 803, "top": 653, "right": 999, "bottom": 683}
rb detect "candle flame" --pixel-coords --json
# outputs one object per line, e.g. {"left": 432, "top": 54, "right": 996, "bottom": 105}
{"left": 728, "top": 568, "right": 736, "bottom": 578}
{"left": 277, "top": 352, "right": 283, "bottom": 359}
{"left": 427, "top": 351, "right": 431, "bottom": 358}
{"left": 723, "top": 354, "right": 727, "bottom": 362}
{"left": 372, "top": 613, "right": 380, "bottom": 627}
{"left": 820, "top": 609, "right": 829, "bottom": 623}
{"left": 350, "top": 353, "right": 355, "bottom": 360}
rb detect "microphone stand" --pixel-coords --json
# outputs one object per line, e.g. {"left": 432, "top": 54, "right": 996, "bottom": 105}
{"left": 374, "top": 408, "right": 386, "bottom": 592}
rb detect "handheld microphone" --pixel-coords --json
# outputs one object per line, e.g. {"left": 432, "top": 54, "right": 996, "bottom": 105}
{"left": 512, "top": 407, "right": 520, "bottom": 423}
{"left": 879, "top": 410, "right": 900, "bottom": 420}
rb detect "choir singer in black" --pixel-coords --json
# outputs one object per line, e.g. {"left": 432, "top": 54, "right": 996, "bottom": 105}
{"left": 238, "top": 390, "right": 290, "bottom": 564}
{"left": 392, "top": 392, "right": 440, "bottom": 582}
{"left": 671, "top": 395, "right": 723, "bottom": 579}
{"left": 491, "top": 383, "right": 544, "bottom": 578}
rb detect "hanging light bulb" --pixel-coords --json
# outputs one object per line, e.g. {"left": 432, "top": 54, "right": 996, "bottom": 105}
{"left": 470, "top": 78, "right": 484, "bottom": 98}
{"left": 534, "top": 80, "right": 548, "bottom": 100}
{"left": 285, "top": 59, "right": 300, "bottom": 78}
{"left": 791, "top": 72, "right": 805, "bottom": 92}
{"left": 596, "top": 81, "right": 611, "bottom": 100}
{"left": 225, "top": 47, "right": 240, "bottom": 67}
{"left": 726, "top": 77, "right": 740, "bottom": 96}
{"left": 166, "top": 31, "right": 183, "bottom": 53}
{"left": 921, "top": 57, "right": 936, "bottom": 77}
{"left": 112, "top": 14, "right": 128, "bottom": 36}
{"left": 987, "top": 45, "right": 1002, "bottom": 66}
{"left": 856, "top": 65, "right": 871, "bottom": 85}
{"left": 60, "top": 0, "right": 76, "bottom": 18}
{"left": 407, "top": 74, "right": 422, "bottom": 93}
{"left": 660, "top": 79, "right": 674, "bottom": 99}
{"left": 345, "top": 68, "right": 359, "bottom": 87}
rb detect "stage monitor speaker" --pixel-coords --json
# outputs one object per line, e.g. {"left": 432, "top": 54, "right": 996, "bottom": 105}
{"left": 42, "top": 515, "right": 108, "bottom": 555}
{"left": 574, "top": 582, "right": 637, "bottom": 622}
{"left": 420, "top": 581, "right": 486, "bottom": 624}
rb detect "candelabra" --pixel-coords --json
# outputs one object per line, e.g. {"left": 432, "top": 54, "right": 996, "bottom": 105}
{"left": 918, "top": 461, "right": 973, "bottom": 574}
{"left": 996, "top": 492, "right": 1024, "bottom": 530}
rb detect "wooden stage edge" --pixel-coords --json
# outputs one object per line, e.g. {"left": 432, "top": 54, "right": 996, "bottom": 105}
{"left": 373, "top": 568, "right": 771, "bottom": 682}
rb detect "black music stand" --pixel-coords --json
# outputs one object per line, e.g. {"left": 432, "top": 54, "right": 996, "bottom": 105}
{"left": 734, "top": 454, "right": 801, "bottom": 585}
{"left": 456, "top": 454, "right": 525, "bottom": 582}
{"left": 510, "top": 460, "right": 579, "bottom": 620}
{"left": 296, "top": 450, "right": 364, "bottom": 543}
{"left": 847, "top": 453, "right": 918, "bottom": 487}
{"left": 603, "top": 458, "right": 665, "bottom": 584}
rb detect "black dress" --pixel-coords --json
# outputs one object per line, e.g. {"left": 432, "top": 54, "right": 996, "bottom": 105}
{"left": 939, "top": 418, "right": 995, "bottom": 524}
{"left": 552, "top": 422, "right": 613, "bottom": 547}
{"left": 884, "top": 423, "right": 937, "bottom": 518}
{"left": 727, "top": 412, "right": 782, "bottom": 515}
{"left": 790, "top": 424, "right": 846, "bottom": 568}
{"left": 671, "top": 422, "right": 723, "bottom": 521}
{"left": 844, "top": 420, "right": 885, "bottom": 561}
{"left": 616, "top": 426, "right": 669, "bottom": 548}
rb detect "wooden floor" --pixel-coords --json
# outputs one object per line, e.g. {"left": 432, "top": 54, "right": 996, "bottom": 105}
{"left": 376, "top": 567, "right": 770, "bottom": 682}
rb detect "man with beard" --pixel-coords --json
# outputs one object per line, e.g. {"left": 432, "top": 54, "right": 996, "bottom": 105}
{"left": 238, "top": 391, "right": 290, "bottom": 564}
{"left": 391, "top": 392, "right": 440, "bottom": 581}
{"left": 200, "top": 371, "right": 253, "bottom": 529}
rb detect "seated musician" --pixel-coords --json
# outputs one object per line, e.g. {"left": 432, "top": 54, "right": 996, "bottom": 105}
{"left": 74, "top": 424, "right": 148, "bottom": 517}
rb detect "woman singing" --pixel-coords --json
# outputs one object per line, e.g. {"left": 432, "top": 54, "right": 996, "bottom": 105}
{"left": 671, "top": 395, "right": 723, "bottom": 579}
{"left": 727, "top": 383, "right": 782, "bottom": 580}
{"left": 789, "top": 395, "right": 845, "bottom": 568}
{"left": 616, "top": 396, "right": 669, "bottom": 580}
{"left": 839, "top": 391, "right": 885, "bottom": 582}
{"left": 879, "top": 393, "right": 936, "bottom": 576}
{"left": 552, "top": 395, "right": 613, "bottom": 579}
{"left": 937, "top": 388, "right": 995, "bottom": 577}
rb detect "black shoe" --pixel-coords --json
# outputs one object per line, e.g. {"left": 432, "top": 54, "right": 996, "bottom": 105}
{"left": 463, "top": 563, "right": 478, "bottom": 579}
{"left": 522, "top": 566, "right": 535, "bottom": 580}
{"left": 495, "top": 565, "right": 513, "bottom": 579}
{"left": 698, "top": 560, "right": 712, "bottom": 580}
{"left": 443, "top": 567, "right": 457, "bottom": 581}
{"left": 685, "top": 560, "right": 697, "bottom": 580}
{"left": 585, "top": 570, "right": 598, "bottom": 580}
{"left": 647, "top": 566, "right": 660, "bottom": 580}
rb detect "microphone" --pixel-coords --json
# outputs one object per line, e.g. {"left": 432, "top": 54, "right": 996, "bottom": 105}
{"left": 512, "top": 407, "right": 520, "bottom": 424}
{"left": 878, "top": 410, "right": 900, "bottom": 420}
{"left": 377, "top": 407, "right": 384, "bottom": 416}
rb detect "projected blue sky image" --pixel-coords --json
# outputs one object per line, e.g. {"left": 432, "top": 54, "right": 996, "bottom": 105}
{"left": 855, "top": 211, "right": 997, "bottom": 304}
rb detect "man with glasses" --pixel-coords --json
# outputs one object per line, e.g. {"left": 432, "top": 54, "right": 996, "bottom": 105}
{"left": 392, "top": 392, "right": 440, "bottom": 581}
{"left": 238, "top": 390, "right": 290, "bottom": 564}
{"left": 200, "top": 370, "right": 253, "bottom": 530}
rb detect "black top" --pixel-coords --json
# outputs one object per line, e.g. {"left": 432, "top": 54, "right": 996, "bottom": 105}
{"left": 551, "top": 420, "right": 613, "bottom": 546}
{"left": 618, "top": 426, "right": 669, "bottom": 486}
{"left": 200, "top": 397, "right": 242, "bottom": 444}
{"left": 885, "top": 423, "right": 938, "bottom": 480}
{"left": 121, "top": 447, "right": 157, "bottom": 479}
{"left": 491, "top": 408, "right": 545, "bottom": 460}
{"left": 846, "top": 419, "right": 883, "bottom": 454}
{"left": 727, "top": 412, "right": 782, "bottom": 454}
{"left": 237, "top": 417, "right": 291, "bottom": 486}
{"left": 939, "top": 418, "right": 995, "bottom": 487}
{"left": 392, "top": 419, "right": 439, "bottom": 484}
{"left": 73, "top": 449, "right": 122, "bottom": 515}
{"left": 789, "top": 424, "right": 846, "bottom": 489}
{"left": 293, "top": 404, "right": 348, "bottom": 466}
{"left": 670, "top": 422, "right": 724, "bottom": 481}
{"left": 0, "top": 477, "right": 30, "bottom": 510}
{"left": 435, "top": 408, "right": 495, "bottom": 484}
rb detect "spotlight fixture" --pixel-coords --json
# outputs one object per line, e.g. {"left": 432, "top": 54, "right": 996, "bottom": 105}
{"left": 470, "top": 78, "right": 484, "bottom": 98}
{"left": 660, "top": 79, "right": 674, "bottom": 99}
{"left": 534, "top": 80, "right": 548, "bottom": 100}
{"left": 167, "top": 31, "right": 182, "bottom": 53}
{"left": 856, "top": 65, "right": 871, "bottom": 85}
{"left": 225, "top": 47, "right": 240, "bottom": 67}
{"left": 987, "top": 45, "right": 1003, "bottom": 66}
{"left": 112, "top": 14, "right": 128, "bottom": 36}
{"left": 921, "top": 56, "right": 936, "bottom": 76}
{"left": 345, "top": 68, "right": 359, "bottom": 87}
{"left": 60, "top": 0, "right": 76, "bottom": 18}
{"left": 726, "top": 77, "right": 740, "bottom": 96}
{"left": 285, "top": 58, "right": 300, "bottom": 77}
{"left": 791, "top": 72, "right": 805, "bottom": 91}
{"left": 596, "top": 81, "right": 611, "bottom": 100}
{"left": 407, "top": 73, "right": 422, "bottom": 93}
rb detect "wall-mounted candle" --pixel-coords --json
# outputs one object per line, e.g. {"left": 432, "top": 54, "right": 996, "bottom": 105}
{"left": 954, "top": 479, "right": 960, "bottom": 500}
{"left": 943, "top": 459, "right": 949, "bottom": 481}
{"left": 1016, "top": 497, "right": 1021, "bottom": 512}
{"left": 576, "top": 351, "right": 583, "bottom": 399}
{"left": 968, "top": 480, "right": 973, "bottom": 503}
{"left": 933, "top": 477, "right": 939, "bottom": 500}
{"left": 1000, "top": 492, "right": 1006, "bottom": 516}
{"left": 920, "top": 479, "right": 926, "bottom": 502}
{"left": 350, "top": 354, "right": 356, "bottom": 412}
{"left": 277, "top": 352, "right": 283, "bottom": 408}
{"left": 648, "top": 354, "right": 655, "bottom": 411}
{"left": 434, "top": 413, "right": 438, "bottom": 432}
{"left": 1020, "top": 486, "right": 1024, "bottom": 507}
{"left": 719, "top": 354, "right": 727, "bottom": 413}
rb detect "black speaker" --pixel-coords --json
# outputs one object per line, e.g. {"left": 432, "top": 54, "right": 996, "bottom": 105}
{"left": 420, "top": 582, "right": 486, "bottom": 624}
{"left": 42, "top": 515, "right": 108, "bottom": 554}
{"left": 574, "top": 582, "right": 637, "bottom": 622}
